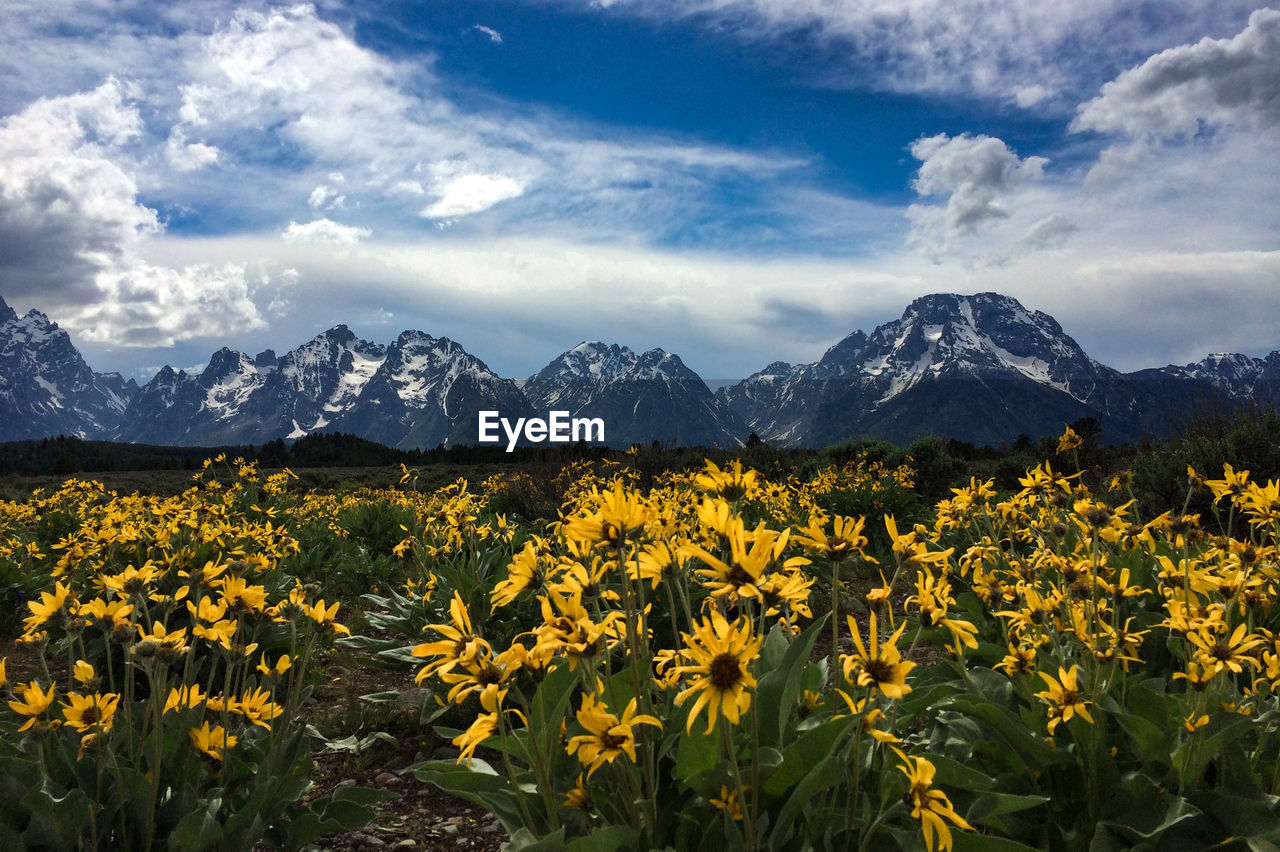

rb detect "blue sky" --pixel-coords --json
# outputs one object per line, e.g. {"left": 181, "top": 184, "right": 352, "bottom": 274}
{"left": 1, "top": 0, "right": 1277, "bottom": 383}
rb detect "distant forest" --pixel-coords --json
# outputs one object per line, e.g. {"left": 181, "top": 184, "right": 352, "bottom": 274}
{"left": 0, "top": 432, "right": 618, "bottom": 476}
{"left": 3, "top": 408, "right": 1280, "bottom": 527}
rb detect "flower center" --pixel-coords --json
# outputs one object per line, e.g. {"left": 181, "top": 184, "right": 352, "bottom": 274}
{"left": 864, "top": 658, "right": 894, "bottom": 684}
{"left": 726, "top": 564, "right": 754, "bottom": 588}
{"left": 709, "top": 652, "right": 744, "bottom": 691}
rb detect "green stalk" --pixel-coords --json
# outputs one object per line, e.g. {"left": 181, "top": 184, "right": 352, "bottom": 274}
{"left": 721, "top": 721, "right": 756, "bottom": 850}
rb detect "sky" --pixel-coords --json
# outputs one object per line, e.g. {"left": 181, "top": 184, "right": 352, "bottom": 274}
{"left": 1, "top": 0, "right": 1278, "bottom": 384}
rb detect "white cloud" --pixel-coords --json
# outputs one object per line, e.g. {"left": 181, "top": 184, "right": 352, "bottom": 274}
{"left": 0, "top": 78, "right": 264, "bottom": 345}
{"left": 308, "top": 184, "right": 345, "bottom": 209}
{"left": 580, "top": 0, "right": 1259, "bottom": 104}
{"left": 907, "top": 133, "right": 1050, "bottom": 254}
{"left": 1073, "top": 8, "right": 1280, "bottom": 138}
{"left": 282, "top": 217, "right": 372, "bottom": 244}
{"left": 76, "top": 262, "right": 263, "bottom": 347}
{"left": 421, "top": 172, "right": 525, "bottom": 219}
{"left": 1021, "top": 214, "right": 1078, "bottom": 250}
{"left": 165, "top": 128, "right": 220, "bottom": 171}
{"left": 472, "top": 24, "right": 503, "bottom": 43}
{"left": 161, "top": 4, "right": 799, "bottom": 237}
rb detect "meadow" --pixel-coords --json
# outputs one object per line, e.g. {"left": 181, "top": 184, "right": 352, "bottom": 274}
{"left": 3, "top": 424, "right": 1280, "bottom": 850}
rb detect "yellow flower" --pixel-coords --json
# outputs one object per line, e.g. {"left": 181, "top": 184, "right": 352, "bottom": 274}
{"left": 413, "top": 592, "right": 492, "bottom": 684}
{"left": 1205, "top": 463, "right": 1250, "bottom": 504}
{"left": 996, "top": 645, "right": 1037, "bottom": 676}
{"left": 673, "top": 610, "right": 761, "bottom": 734}
{"left": 1034, "top": 666, "right": 1094, "bottom": 734}
{"left": 136, "top": 621, "right": 190, "bottom": 656}
{"left": 562, "top": 481, "right": 652, "bottom": 546}
{"left": 78, "top": 597, "right": 134, "bottom": 631}
{"left": 257, "top": 653, "right": 293, "bottom": 677}
{"left": 709, "top": 785, "right": 746, "bottom": 821}
{"left": 61, "top": 692, "right": 120, "bottom": 734}
{"left": 843, "top": 611, "right": 915, "bottom": 700}
{"left": 218, "top": 575, "right": 267, "bottom": 613}
{"left": 73, "top": 660, "right": 96, "bottom": 686}
{"left": 0, "top": 656, "right": 5, "bottom": 688}
{"left": 1183, "top": 712, "right": 1210, "bottom": 733}
{"left": 302, "top": 599, "right": 350, "bottom": 635}
{"left": 694, "top": 459, "right": 759, "bottom": 502}
{"left": 793, "top": 513, "right": 874, "bottom": 564}
{"left": 566, "top": 692, "right": 661, "bottom": 777}
{"left": 1172, "top": 660, "right": 1220, "bottom": 690}
{"left": 8, "top": 681, "right": 58, "bottom": 732}
{"left": 491, "top": 542, "right": 545, "bottom": 610}
{"left": 164, "top": 684, "right": 208, "bottom": 713}
{"left": 452, "top": 685, "right": 504, "bottom": 765}
{"left": 232, "top": 686, "right": 283, "bottom": 729}
{"left": 1056, "top": 425, "right": 1082, "bottom": 455}
{"left": 682, "top": 518, "right": 803, "bottom": 603}
{"left": 193, "top": 618, "right": 237, "bottom": 649}
{"left": 1187, "top": 623, "right": 1262, "bottom": 675}
{"left": 22, "top": 581, "right": 75, "bottom": 634}
{"left": 563, "top": 773, "right": 590, "bottom": 808}
{"left": 897, "top": 753, "right": 974, "bottom": 852}
{"left": 189, "top": 722, "right": 237, "bottom": 760}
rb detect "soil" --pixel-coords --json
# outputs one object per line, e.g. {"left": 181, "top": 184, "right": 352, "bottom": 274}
{"left": 0, "top": 637, "right": 509, "bottom": 851}
{"left": 303, "top": 656, "right": 510, "bottom": 852}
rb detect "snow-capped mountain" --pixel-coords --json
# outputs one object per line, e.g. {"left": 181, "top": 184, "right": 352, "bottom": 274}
{"left": 719, "top": 293, "right": 1234, "bottom": 446}
{"left": 525, "top": 342, "right": 745, "bottom": 448}
{"left": 119, "top": 325, "right": 528, "bottom": 449}
{"left": 1138, "top": 352, "right": 1280, "bottom": 406}
{"left": 327, "top": 330, "right": 534, "bottom": 449}
{"left": 0, "top": 296, "right": 134, "bottom": 441}
{"left": 1, "top": 291, "right": 1276, "bottom": 449}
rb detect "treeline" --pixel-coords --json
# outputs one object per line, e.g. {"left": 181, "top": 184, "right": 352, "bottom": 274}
{"left": 0, "top": 432, "right": 622, "bottom": 476}
{"left": 4, "top": 406, "right": 1280, "bottom": 523}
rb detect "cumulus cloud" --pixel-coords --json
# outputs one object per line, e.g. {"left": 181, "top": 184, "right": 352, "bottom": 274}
{"left": 0, "top": 78, "right": 265, "bottom": 345}
{"left": 165, "top": 128, "right": 219, "bottom": 171}
{"left": 281, "top": 218, "right": 372, "bottom": 244}
{"left": 472, "top": 24, "right": 503, "bottom": 43}
{"left": 421, "top": 172, "right": 525, "bottom": 219}
{"left": 907, "top": 133, "right": 1049, "bottom": 254}
{"left": 1073, "top": 8, "right": 1280, "bottom": 139}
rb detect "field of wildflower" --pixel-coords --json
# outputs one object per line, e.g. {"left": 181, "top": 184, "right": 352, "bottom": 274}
{"left": 4, "top": 434, "right": 1280, "bottom": 850}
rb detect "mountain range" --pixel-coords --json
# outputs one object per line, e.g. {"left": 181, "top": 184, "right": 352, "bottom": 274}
{"left": 2, "top": 292, "right": 1275, "bottom": 449}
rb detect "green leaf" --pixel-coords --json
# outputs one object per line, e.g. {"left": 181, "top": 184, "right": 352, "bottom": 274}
{"left": 755, "top": 614, "right": 829, "bottom": 749}
{"left": 926, "top": 753, "right": 997, "bottom": 793}
{"left": 413, "top": 760, "right": 526, "bottom": 834}
{"left": 506, "top": 827, "right": 566, "bottom": 851}
{"left": 762, "top": 716, "right": 855, "bottom": 798}
{"left": 1113, "top": 710, "right": 1170, "bottom": 768}
{"left": 168, "top": 796, "right": 225, "bottom": 852}
{"left": 565, "top": 825, "right": 641, "bottom": 851}
{"left": 675, "top": 728, "right": 719, "bottom": 784}
{"left": 952, "top": 832, "right": 1042, "bottom": 851}
{"left": 768, "top": 754, "right": 844, "bottom": 852}
{"left": 1173, "top": 715, "right": 1254, "bottom": 781}
{"left": 529, "top": 662, "right": 578, "bottom": 771}
{"left": 966, "top": 792, "right": 1050, "bottom": 826}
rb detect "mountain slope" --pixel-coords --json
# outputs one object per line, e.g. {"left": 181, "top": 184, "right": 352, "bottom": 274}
{"left": 328, "top": 330, "right": 534, "bottom": 449}
{"left": 525, "top": 342, "right": 745, "bottom": 448}
{"left": 0, "top": 296, "right": 132, "bottom": 441}
{"left": 719, "top": 292, "right": 1232, "bottom": 447}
